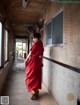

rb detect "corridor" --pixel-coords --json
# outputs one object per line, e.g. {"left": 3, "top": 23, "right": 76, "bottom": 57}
{"left": 0, "top": 0, "right": 80, "bottom": 105}
{"left": 2, "top": 58, "right": 56, "bottom": 105}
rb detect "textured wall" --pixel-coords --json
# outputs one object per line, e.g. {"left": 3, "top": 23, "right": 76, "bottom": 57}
{"left": 43, "top": 59, "right": 80, "bottom": 105}
{"left": 0, "top": 30, "right": 14, "bottom": 95}
{"left": 41, "top": 2, "right": 80, "bottom": 105}
{"left": 43, "top": 3, "right": 80, "bottom": 68}
{"left": 0, "top": 55, "right": 13, "bottom": 95}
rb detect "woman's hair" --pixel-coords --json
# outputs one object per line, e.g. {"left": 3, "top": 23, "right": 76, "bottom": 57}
{"left": 33, "top": 33, "right": 41, "bottom": 39}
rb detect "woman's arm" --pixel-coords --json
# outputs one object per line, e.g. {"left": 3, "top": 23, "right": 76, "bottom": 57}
{"left": 25, "top": 51, "right": 31, "bottom": 62}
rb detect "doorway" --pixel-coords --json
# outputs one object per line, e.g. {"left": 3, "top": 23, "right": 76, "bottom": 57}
{"left": 15, "top": 39, "right": 27, "bottom": 59}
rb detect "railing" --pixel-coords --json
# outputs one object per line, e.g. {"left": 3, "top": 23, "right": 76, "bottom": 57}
{"left": 43, "top": 56, "right": 80, "bottom": 73}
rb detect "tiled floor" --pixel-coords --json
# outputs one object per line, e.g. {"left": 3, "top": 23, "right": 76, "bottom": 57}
{"left": 2, "top": 58, "right": 57, "bottom": 105}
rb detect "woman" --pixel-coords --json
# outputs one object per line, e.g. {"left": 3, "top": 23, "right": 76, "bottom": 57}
{"left": 25, "top": 33, "right": 44, "bottom": 100}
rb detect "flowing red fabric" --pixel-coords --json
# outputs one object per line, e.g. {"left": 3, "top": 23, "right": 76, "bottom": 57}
{"left": 25, "top": 41, "right": 44, "bottom": 92}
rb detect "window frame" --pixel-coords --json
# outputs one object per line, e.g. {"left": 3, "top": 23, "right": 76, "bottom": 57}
{"left": 0, "top": 21, "right": 3, "bottom": 68}
{"left": 45, "top": 9, "right": 63, "bottom": 47}
{"left": 4, "top": 28, "right": 9, "bottom": 63}
{"left": 45, "top": 19, "right": 52, "bottom": 45}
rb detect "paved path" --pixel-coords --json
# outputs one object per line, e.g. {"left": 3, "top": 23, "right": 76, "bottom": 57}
{"left": 2, "top": 58, "right": 57, "bottom": 105}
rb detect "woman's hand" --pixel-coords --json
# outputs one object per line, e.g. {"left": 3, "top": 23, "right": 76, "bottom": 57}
{"left": 24, "top": 51, "right": 31, "bottom": 63}
{"left": 24, "top": 58, "right": 28, "bottom": 63}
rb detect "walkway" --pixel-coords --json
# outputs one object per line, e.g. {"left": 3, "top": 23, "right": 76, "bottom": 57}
{"left": 2, "top": 58, "right": 57, "bottom": 105}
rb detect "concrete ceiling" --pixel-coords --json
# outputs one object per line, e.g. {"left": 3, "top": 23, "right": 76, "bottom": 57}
{"left": 4, "top": 0, "right": 48, "bottom": 37}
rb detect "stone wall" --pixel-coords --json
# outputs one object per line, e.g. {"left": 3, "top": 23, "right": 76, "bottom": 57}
{"left": 41, "top": 2, "right": 80, "bottom": 105}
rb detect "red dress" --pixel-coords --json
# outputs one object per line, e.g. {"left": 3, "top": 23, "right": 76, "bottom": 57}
{"left": 25, "top": 41, "right": 44, "bottom": 92}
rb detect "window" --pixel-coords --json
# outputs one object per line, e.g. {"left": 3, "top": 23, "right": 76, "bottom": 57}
{"left": 0, "top": 22, "right": 2, "bottom": 67}
{"left": 45, "top": 10, "right": 63, "bottom": 45}
{"left": 45, "top": 20, "right": 52, "bottom": 44}
{"left": 23, "top": 43, "right": 27, "bottom": 58}
{"left": 4, "top": 29, "right": 8, "bottom": 62}
{"left": 23, "top": 43, "right": 26, "bottom": 51}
